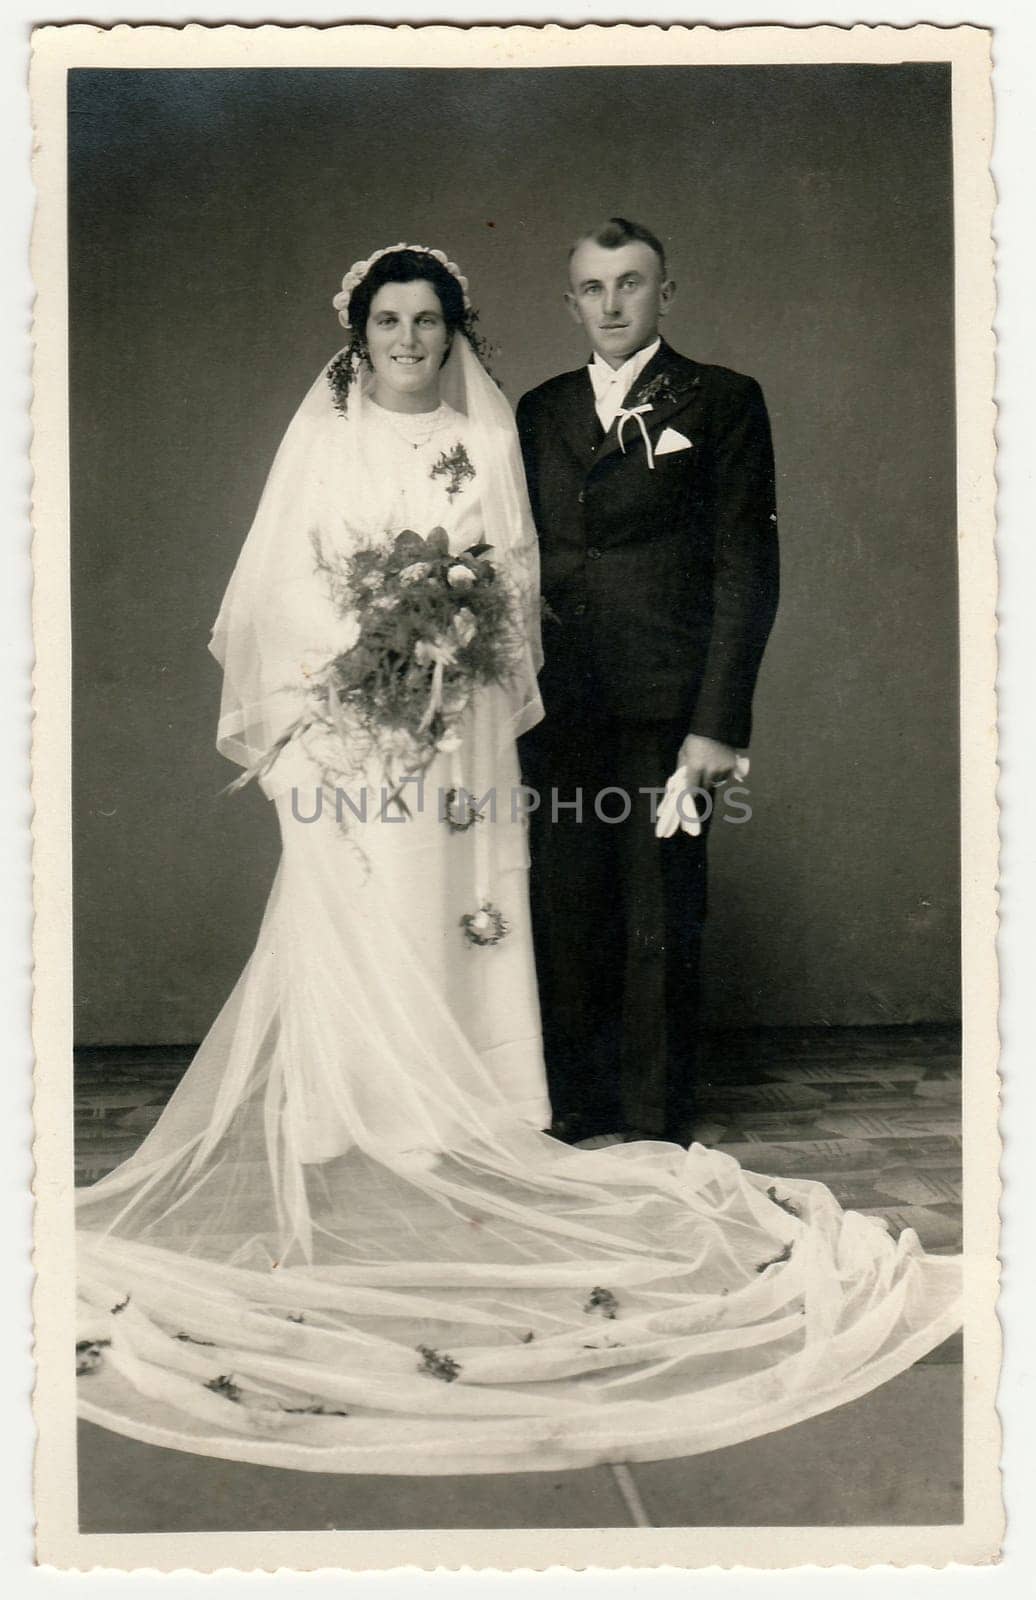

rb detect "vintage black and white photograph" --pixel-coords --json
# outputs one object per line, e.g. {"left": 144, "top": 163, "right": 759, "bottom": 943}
{"left": 29, "top": 21, "right": 1000, "bottom": 1573}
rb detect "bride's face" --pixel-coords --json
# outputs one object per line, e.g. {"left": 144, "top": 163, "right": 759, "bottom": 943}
{"left": 365, "top": 280, "right": 450, "bottom": 413}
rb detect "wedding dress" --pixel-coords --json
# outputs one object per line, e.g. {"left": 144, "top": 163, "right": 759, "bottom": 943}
{"left": 76, "top": 338, "right": 961, "bottom": 1476}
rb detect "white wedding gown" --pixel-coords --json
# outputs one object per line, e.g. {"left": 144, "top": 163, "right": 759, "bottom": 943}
{"left": 76, "top": 392, "right": 961, "bottom": 1477}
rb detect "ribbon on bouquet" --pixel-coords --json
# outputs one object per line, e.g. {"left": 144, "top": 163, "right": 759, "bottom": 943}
{"left": 416, "top": 639, "right": 459, "bottom": 735}
{"left": 218, "top": 663, "right": 348, "bottom": 797}
{"left": 615, "top": 403, "right": 655, "bottom": 470}
{"left": 218, "top": 716, "right": 306, "bottom": 796}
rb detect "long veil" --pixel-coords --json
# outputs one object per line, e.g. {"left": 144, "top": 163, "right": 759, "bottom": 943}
{"left": 75, "top": 336, "right": 962, "bottom": 1476}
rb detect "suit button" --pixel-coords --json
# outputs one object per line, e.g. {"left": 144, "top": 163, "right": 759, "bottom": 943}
{"left": 586, "top": 546, "right": 602, "bottom": 561}
{"left": 573, "top": 602, "right": 587, "bottom": 616}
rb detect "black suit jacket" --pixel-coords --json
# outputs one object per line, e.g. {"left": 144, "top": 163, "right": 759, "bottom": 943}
{"left": 517, "top": 339, "right": 779, "bottom": 748}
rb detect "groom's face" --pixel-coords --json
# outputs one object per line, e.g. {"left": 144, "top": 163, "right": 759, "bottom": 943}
{"left": 565, "top": 240, "right": 674, "bottom": 368}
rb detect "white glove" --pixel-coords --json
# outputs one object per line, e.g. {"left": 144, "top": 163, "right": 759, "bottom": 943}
{"left": 654, "top": 754, "right": 750, "bottom": 839}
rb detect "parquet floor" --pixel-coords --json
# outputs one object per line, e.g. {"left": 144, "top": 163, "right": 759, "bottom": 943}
{"left": 697, "top": 1024, "right": 962, "bottom": 1254}
{"left": 74, "top": 1023, "right": 962, "bottom": 1254}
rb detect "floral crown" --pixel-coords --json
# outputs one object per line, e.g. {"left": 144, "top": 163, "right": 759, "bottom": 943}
{"left": 332, "top": 244, "right": 472, "bottom": 330}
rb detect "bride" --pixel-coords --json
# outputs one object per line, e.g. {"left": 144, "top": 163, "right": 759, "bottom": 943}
{"left": 76, "top": 245, "right": 961, "bottom": 1476}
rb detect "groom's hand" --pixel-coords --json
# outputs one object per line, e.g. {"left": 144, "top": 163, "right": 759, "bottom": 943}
{"left": 678, "top": 733, "right": 738, "bottom": 791}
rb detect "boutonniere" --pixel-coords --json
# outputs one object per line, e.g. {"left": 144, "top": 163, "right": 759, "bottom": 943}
{"left": 431, "top": 441, "right": 476, "bottom": 499}
{"left": 632, "top": 371, "right": 680, "bottom": 408}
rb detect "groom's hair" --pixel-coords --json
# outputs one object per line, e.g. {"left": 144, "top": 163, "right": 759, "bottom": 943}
{"left": 569, "top": 217, "right": 667, "bottom": 278}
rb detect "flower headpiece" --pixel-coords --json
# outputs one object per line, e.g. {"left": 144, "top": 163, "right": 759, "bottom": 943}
{"left": 332, "top": 244, "right": 472, "bottom": 329}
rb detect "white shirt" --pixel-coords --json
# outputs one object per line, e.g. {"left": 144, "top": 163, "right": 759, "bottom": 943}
{"left": 587, "top": 337, "right": 661, "bottom": 432}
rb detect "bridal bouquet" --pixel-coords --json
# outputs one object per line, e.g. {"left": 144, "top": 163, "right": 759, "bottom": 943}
{"left": 232, "top": 527, "right": 522, "bottom": 808}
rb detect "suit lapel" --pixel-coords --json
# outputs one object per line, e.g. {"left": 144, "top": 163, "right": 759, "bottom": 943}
{"left": 551, "top": 368, "right": 605, "bottom": 469}
{"left": 592, "top": 341, "right": 703, "bottom": 472}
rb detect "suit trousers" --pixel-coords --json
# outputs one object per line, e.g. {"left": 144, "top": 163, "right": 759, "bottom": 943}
{"left": 520, "top": 718, "right": 709, "bottom": 1137}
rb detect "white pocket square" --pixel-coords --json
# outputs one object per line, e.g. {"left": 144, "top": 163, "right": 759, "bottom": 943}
{"left": 654, "top": 427, "right": 693, "bottom": 456}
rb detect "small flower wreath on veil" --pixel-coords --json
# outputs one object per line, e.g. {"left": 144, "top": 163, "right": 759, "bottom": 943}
{"left": 327, "top": 242, "right": 493, "bottom": 413}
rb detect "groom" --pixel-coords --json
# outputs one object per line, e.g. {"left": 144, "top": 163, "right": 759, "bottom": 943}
{"left": 517, "top": 217, "right": 779, "bottom": 1144}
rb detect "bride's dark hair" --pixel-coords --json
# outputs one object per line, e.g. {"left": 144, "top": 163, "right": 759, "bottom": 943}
{"left": 328, "top": 248, "right": 485, "bottom": 413}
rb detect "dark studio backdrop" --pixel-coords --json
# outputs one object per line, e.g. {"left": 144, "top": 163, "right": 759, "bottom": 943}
{"left": 69, "top": 64, "right": 959, "bottom": 1046}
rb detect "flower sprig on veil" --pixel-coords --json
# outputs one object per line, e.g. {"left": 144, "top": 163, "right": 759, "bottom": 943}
{"left": 76, "top": 1339, "right": 109, "bottom": 1375}
{"left": 767, "top": 1185, "right": 802, "bottom": 1218}
{"left": 754, "top": 1241, "right": 794, "bottom": 1274}
{"left": 583, "top": 1286, "right": 619, "bottom": 1320}
{"left": 417, "top": 1344, "right": 461, "bottom": 1382}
